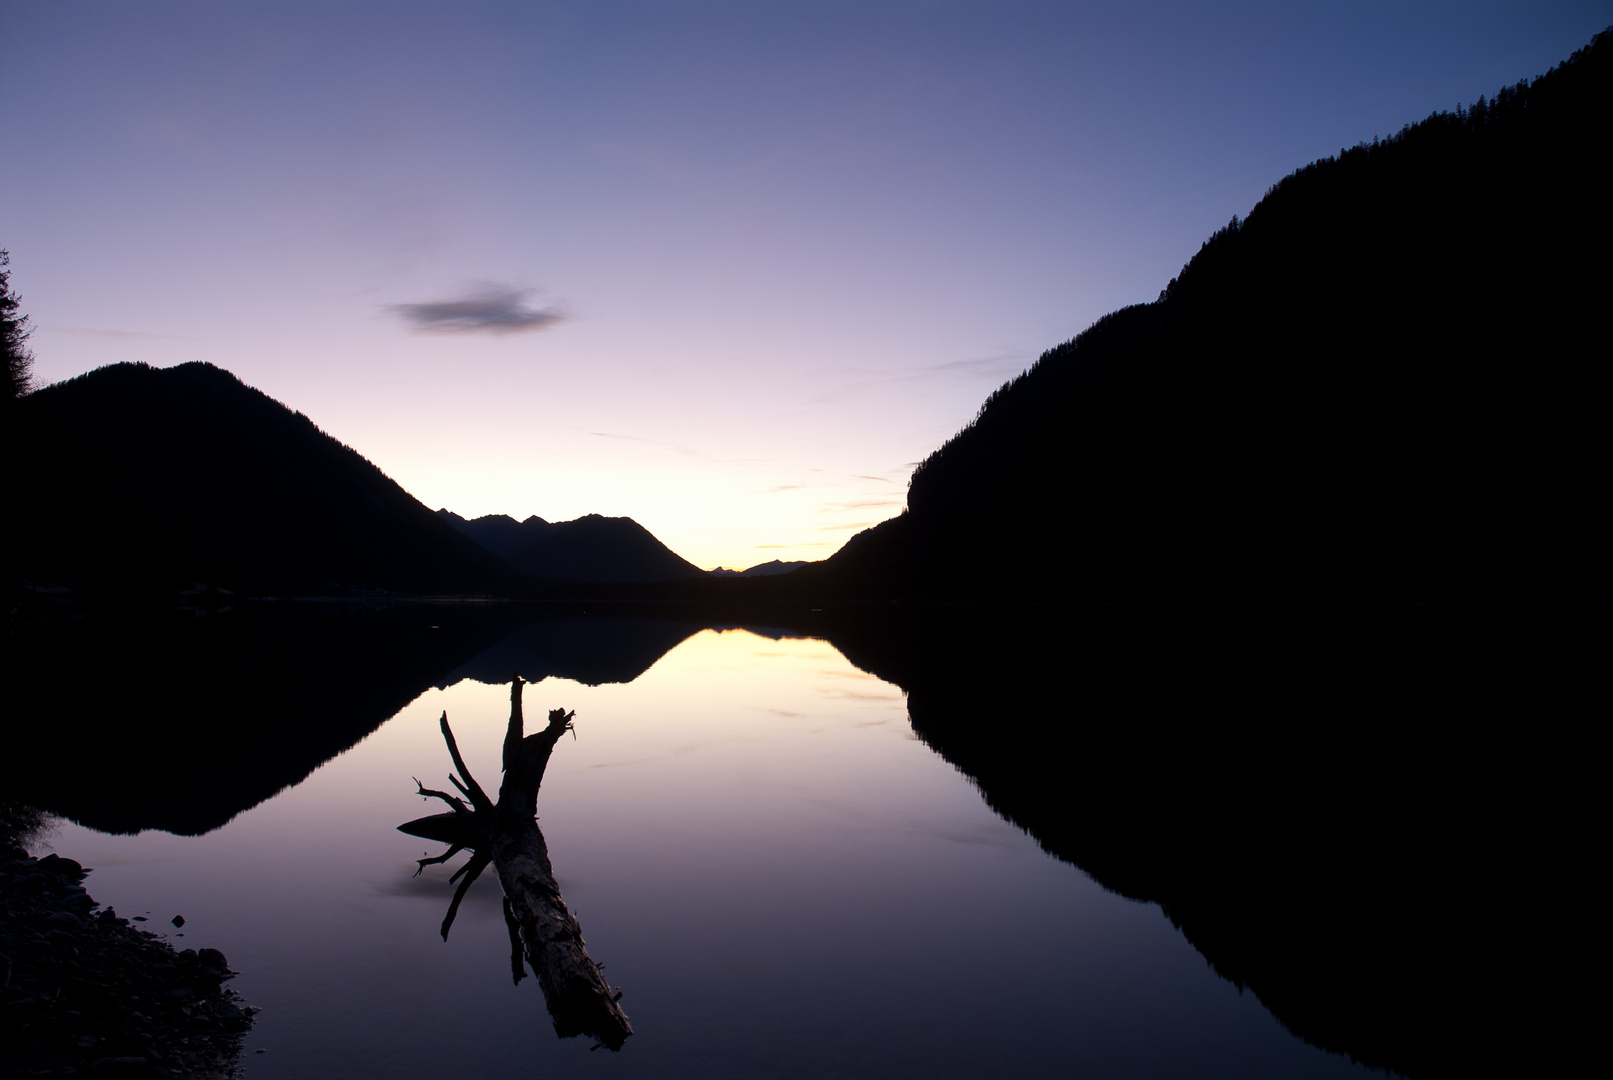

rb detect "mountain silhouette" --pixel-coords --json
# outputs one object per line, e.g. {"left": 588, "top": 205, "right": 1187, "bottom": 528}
{"left": 441, "top": 509, "right": 704, "bottom": 584}
{"left": 821, "top": 29, "right": 1612, "bottom": 604}
{"left": 511, "top": 515, "right": 704, "bottom": 583}
{"left": 708, "top": 559, "right": 812, "bottom": 578}
{"left": 12, "top": 362, "right": 519, "bottom": 598}
{"left": 437, "top": 510, "right": 557, "bottom": 562}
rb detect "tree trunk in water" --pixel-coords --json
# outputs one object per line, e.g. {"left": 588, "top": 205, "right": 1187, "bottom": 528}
{"left": 399, "top": 676, "right": 632, "bottom": 1050}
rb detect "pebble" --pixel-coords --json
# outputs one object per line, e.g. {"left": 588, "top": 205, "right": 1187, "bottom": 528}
{"left": 0, "top": 840, "right": 256, "bottom": 1079}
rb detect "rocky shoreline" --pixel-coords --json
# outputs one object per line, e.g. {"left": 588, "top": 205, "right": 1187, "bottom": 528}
{"left": 1, "top": 835, "right": 255, "bottom": 1079}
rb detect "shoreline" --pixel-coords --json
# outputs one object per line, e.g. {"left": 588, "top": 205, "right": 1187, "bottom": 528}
{"left": 0, "top": 815, "right": 255, "bottom": 1080}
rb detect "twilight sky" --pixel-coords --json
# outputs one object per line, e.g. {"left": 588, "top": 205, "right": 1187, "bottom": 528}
{"left": 2, "top": 2, "right": 1606, "bottom": 569}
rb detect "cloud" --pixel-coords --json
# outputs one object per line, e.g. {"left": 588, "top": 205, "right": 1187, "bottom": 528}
{"left": 45, "top": 326, "right": 194, "bottom": 341}
{"left": 588, "top": 429, "right": 703, "bottom": 459}
{"left": 805, "top": 351, "right": 1031, "bottom": 406}
{"left": 388, "top": 285, "right": 564, "bottom": 336}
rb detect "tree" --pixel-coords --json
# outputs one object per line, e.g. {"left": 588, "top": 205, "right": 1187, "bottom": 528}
{"left": 1, "top": 249, "right": 34, "bottom": 400}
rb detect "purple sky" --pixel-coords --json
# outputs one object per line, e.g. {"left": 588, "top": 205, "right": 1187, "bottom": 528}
{"left": 3, "top": 2, "right": 1606, "bottom": 568}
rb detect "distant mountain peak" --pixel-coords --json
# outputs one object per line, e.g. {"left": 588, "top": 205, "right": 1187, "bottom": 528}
{"left": 440, "top": 508, "right": 703, "bottom": 583}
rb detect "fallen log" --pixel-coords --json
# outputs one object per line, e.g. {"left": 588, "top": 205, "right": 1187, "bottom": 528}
{"left": 399, "top": 675, "right": 632, "bottom": 1050}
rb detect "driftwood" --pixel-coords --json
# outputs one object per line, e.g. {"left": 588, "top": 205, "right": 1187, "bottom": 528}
{"left": 399, "top": 676, "right": 632, "bottom": 1050}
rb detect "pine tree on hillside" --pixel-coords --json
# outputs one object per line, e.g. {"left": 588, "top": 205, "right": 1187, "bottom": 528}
{"left": 1, "top": 249, "right": 34, "bottom": 401}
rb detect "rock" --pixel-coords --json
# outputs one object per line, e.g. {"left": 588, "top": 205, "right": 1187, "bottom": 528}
{"left": 89, "top": 1057, "right": 151, "bottom": 1075}
{"left": 39, "top": 854, "right": 86, "bottom": 879}
{"left": 197, "top": 947, "right": 227, "bottom": 969}
{"left": 170, "top": 915, "right": 185, "bottom": 928}
{"left": 48, "top": 910, "right": 84, "bottom": 928}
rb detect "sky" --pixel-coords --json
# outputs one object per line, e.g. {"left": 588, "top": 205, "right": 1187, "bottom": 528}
{"left": 2, "top": 2, "right": 1607, "bottom": 569}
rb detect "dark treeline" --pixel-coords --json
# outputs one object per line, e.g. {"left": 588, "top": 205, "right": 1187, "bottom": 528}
{"left": 822, "top": 605, "right": 1604, "bottom": 1079}
{"left": 822, "top": 29, "right": 1612, "bottom": 603}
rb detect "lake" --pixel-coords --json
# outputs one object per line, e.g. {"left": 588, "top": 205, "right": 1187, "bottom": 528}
{"left": 10, "top": 603, "right": 1597, "bottom": 1078}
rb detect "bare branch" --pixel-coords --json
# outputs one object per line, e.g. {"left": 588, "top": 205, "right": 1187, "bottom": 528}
{"left": 414, "top": 843, "right": 466, "bottom": 876}
{"left": 413, "top": 777, "right": 468, "bottom": 814}
{"left": 504, "top": 674, "right": 526, "bottom": 773}
{"left": 441, "top": 850, "right": 493, "bottom": 940}
{"left": 439, "top": 712, "right": 494, "bottom": 814}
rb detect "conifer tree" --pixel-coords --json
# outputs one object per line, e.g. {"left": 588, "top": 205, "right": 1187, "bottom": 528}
{"left": 1, "top": 249, "right": 34, "bottom": 401}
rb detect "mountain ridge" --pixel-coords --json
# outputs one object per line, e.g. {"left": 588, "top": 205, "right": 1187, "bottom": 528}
{"left": 12, "top": 361, "right": 519, "bottom": 598}
{"left": 440, "top": 509, "right": 705, "bottom": 584}
{"left": 819, "top": 28, "right": 1612, "bottom": 604}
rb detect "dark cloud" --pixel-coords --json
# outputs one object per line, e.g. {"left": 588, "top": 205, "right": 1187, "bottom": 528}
{"left": 389, "top": 285, "right": 564, "bottom": 336}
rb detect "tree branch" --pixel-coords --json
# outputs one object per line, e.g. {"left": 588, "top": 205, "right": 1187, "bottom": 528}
{"left": 439, "top": 712, "right": 494, "bottom": 815}
{"left": 413, "top": 777, "right": 468, "bottom": 814}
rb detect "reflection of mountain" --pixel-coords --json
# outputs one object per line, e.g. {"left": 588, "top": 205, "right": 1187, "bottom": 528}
{"left": 821, "top": 608, "right": 1600, "bottom": 1079}
{"left": 4, "top": 607, "right": 701, "bottom": 837}
{"left": 440, "top": 615, "right": 703, "bottom": 687}
{"left": 4, "top": 604, "right": 531, "bottom": 836}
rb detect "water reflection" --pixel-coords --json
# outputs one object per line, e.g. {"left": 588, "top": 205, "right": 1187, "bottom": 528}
{"left": 11, "top": 604, "right": 1599, "bottom": 1078}
{"left": 398, "top": 677, "right": 632, "bottom": 1050}
{"left": 822, "top": 606, "right": 1602, "bottom": 1080}
{"left": 4, "top": 606, "right": 702, "bottom": 835}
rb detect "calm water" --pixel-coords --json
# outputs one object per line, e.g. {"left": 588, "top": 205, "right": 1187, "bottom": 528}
{"left": 36, "top": 625, "right": 1370, "bottom": 1079}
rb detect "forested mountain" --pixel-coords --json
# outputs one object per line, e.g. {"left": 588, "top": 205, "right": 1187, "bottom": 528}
{"left": 509, "top": 514, "right": 706, "bottom": 583}
{"left": 12, "top": 362, "right": 519, "bottom": 598}
{"left": 441, "top": 509, "right": 705, "bottom": 583}
{"left": 709, "top": 559, "right": 812, "bottom": 578}
{"left": 437, "top": 510, "right": 556, "bottom": 562}
{"left": 825, "top": 29, "right": 1612, "bottom": 603}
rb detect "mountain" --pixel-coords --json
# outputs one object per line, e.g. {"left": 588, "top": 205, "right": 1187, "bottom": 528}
{"left": 823, "top": 30, "right": 1612, "bottom": 604}
{"left": 441, "top": 508, "right": 704, "bottom": 584}
{"left": 10, "top": 362, "right": 520, "bottom": 598}
{"left": 510, "top": 514, "right": 704, "bottom": 583}
{"left": 437, "top": 510, "right": 556, "bottom": 562}
{"left": 708, "top": 559, "right": 812, "bottom": 578}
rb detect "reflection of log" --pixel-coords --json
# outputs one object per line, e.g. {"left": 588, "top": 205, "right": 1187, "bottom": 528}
{"left": 399, "top": 676, "right": 632, "bottom": 1051}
